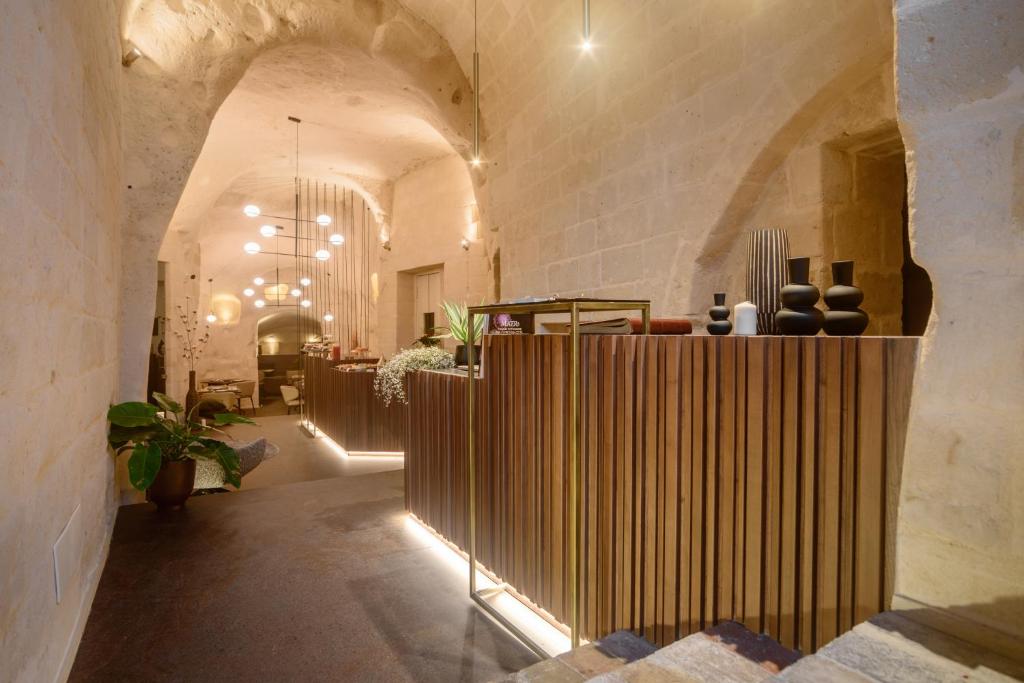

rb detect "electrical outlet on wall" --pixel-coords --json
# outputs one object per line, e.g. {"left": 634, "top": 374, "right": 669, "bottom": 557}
{"left": 52, "top": 504, "right": 82, "bottom": 604}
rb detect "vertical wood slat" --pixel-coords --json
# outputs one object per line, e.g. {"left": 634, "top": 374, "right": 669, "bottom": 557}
{"left": 402, "top": 335, "right": 917, "bottom": 652}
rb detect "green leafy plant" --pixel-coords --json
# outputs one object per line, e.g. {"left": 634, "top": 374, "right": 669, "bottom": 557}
{"left": 435, "top": 301, "right": 485, "bottom": 346}
{"left": 107, "top": 392, "right": 255, "bottom": 491}
{"left": 373, "top": 347, "right": 455, "bottom": 406}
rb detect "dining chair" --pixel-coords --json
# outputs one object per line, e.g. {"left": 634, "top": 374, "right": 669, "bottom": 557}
{"left": 235, "top": 380, "right": 257, "bottom": 414}
{"left": 280, "top": 385, "right": 304, "bottom": 414}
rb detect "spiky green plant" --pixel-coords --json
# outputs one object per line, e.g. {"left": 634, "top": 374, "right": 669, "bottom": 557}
{"left": 107, "top": 392, "right": 255, "bottom": 491}
{"left": 435, "top": 301, "right": 485, "bottom": 345}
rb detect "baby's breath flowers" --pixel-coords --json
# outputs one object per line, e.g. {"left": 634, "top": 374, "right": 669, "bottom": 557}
{"left": 373, "top": 347, "right": 455, "bottom": 406}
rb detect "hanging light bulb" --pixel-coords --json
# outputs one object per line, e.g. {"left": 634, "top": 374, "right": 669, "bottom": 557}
{"left": 243, "top": 204, "right": 261, "bottom": 217}
{"left": 323, "top": 312, "right": 334, "bottom": 322}
{"left": 290, "top": 288, "right": 301, "bottom": 297}
{"left": 316, "top": 214, "right": 331, "bottom": 226}
{"left": 253, "top": 276, "right": 265, "bottom": 286}
{"left": 243, "top": 288, "right": 255, "bottom": 297}
{"left": 315, "top": 249, "right": 330, "bottom": 261}
{"left": 206, "top": 312, "right": 217, "bottom": 323}
{"left": 329, "top": 233, "right": 344, "bottom": 246}
{"left": 300, "top": 277, "right": 311, "bottom": 287}
{"left": 254, "top": 299, "right": 266, "bottom": 308}
{"left": 259, "top": 224, "right": 277, "bottom": 237}
{"left": 243, "top": 242, "right": 261, "bottom": 255}
{"left": 300, "top": 299, "right": 312, "bottom": 308}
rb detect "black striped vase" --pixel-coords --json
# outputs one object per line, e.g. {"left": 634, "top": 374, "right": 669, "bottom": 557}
{"left": 746, "top": 228, "right": 791, "bottom": 335}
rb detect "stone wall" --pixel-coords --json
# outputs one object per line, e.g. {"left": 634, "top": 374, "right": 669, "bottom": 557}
{"left": 0, "top": 1, "right": 122, "bottom": 680}
{"left": 378, "top": 154, "right": 491, "bottom": 357}
{"left": 893, "top": 0, "right": 1024, "bottom": 642}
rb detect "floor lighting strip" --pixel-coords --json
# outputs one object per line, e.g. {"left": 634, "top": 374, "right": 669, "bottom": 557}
{"left": 405, "top": 514, "right": 574, "bottom": 659}
{"left": 301, "top": 421, "right": 405, "bottom": 460}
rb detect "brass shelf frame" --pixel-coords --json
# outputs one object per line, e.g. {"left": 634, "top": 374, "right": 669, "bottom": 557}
{"left": 466, "top": 299, "right": 651, "bottom": 656}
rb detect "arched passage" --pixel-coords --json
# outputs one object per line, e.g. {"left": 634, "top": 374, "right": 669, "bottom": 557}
{"left": 119, "top": 0, "right": 481, "bottom": 400}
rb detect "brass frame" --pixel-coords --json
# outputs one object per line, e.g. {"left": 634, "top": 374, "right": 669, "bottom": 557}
{"left": 466, "top": 299, "right": 651, "bottom": 656}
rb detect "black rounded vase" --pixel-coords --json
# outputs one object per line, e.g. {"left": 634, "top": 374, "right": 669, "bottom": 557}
{"left": 775, "top": 257, "right": 823, "bottom": 335}
{"left": 823, "top": 260, "right": 869, "bottom": 336}
{"left": 707, "top": 292, "right": 732, "bottom": 335}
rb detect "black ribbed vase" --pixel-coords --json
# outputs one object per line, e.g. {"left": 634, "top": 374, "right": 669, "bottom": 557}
{"left": 823, "top": 260, "right": 869, "bottom": 336}
{"left": 775, "top": 257, "right": 824, "bottom": 335}
{"left": 707, "top": 292, "right": 732, "bottom": 335}
{"left": 746, "top": 228, "right": 790, "bottom": 334}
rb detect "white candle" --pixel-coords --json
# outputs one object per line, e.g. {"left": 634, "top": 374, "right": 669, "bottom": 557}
{"left": 734, "top": 301, "right": 758, "bottom": 335}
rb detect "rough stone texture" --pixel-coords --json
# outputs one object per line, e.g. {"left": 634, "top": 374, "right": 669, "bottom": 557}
{"left": 119, "top": 0, "right": 477, "bottom": 402}
{"left": 499, "top": 631, "right": 656, "bottom": 683}
{"left": 893, "top": 0, "right": 1024, "bottom": 642}
{"left": 591, "top": 632, "right": 775, "bottom": 683}
{"left": 0, "top": 1, "right": 122, "bottom": 680}
{"left": 378, "top": 154, "right": 492, "bottom": 357}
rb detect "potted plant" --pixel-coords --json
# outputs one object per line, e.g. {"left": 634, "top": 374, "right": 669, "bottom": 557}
{"left": 373, "top": 347, "right": 455, "bottom": 406}
{"left": 436, "top": 301, "right": 485, "bottom": 367}
{"left": 107, "top": 392, "right": 254, "bottom": 510}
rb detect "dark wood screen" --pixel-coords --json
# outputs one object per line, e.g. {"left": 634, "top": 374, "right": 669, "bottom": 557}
{"left": 406, "top": 335, "right": 917, "bottom": 652}
{"left": 305, "top": 358, "right": 407, "bottom": 452}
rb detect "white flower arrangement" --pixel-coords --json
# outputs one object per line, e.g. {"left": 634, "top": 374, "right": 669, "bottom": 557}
{"left": 373, "top": 346, "right": 456, "bottom": 406}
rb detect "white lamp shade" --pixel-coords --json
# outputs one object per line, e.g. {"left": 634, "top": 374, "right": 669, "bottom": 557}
{"left": 314, "top": 249, "right": 330, "bottom": 261}
{"left": 323, "top": 312, "right": 334, "bottom": 322}
{"left": 254, "top": 299, "right": 266, "bottom": 308}
{"left": 300, "top": 299, "right": 312, "bottom": 308}
{"left": 243, "top": 204, "right": 261, "bottom": 217}
{"left": 243, "top": 242, "right": 261, "bottom": 255}
{"left": 290, "top": 288, "right": 301, "bottom": 297}
{"left": 243, "top": 288, "right": 255, "bottom": 297}
{"left": 300, "top": 277, "right": 311, "bottom": 287}
{"left": 206, "top": 313, "right": 217, "bottom": 323}
{"left": 329, "top": 233, "right": 344, "bottom": 246}
{"left": 316, "top": 214, "right": 331, "bottom": 226}
{"left": 253, "top": 277, "right": 265, "bottom": 286}
{"left": 259, "top": 224, "right": 277, "bottom": 237}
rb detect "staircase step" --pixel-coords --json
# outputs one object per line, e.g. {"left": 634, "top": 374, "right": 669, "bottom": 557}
{"left": 772, "top": 655, "right": 874, "bottom": 682}
{"left": 498, "top": 631, "right": 656, "bottom": 682}
{"left": 591, "top": 622, "right": 799, "bottom": 682}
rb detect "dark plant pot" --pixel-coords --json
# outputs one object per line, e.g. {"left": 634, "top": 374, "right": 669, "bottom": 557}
{"left": 146, "top": 459, "right": 196, "bottom": 511}
{"left": 185, "top": 370, "right": 198, "bottom": 415}
{"left": 707, "top": 292, "right": 732, "bottom": 335}
{"left": 455, "top": 344, "right": 481, "bottom": 367}
{"left": 823, "top": 260, "right": 869, "bottom": 336}
{"left": 775, "top": 257, "right": 823, "bottom": 335}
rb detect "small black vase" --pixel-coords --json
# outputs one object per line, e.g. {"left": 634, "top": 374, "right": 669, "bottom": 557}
{"left": 823, "top": 260, "right": 869, "bottom": 336}
{"left": 707, "top": 292, "right": 732, "bottom": 335}
{"left": 775, "top": 257, "right": 823, "bottom": 335}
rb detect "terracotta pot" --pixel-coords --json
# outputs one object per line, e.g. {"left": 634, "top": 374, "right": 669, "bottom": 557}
{"left": 146, "top": 459, "right": 196, "bottom": 511}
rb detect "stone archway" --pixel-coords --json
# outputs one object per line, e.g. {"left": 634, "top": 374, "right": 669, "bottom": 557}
{"left": 118, "top": 0, "right": 477, "bottom": 399}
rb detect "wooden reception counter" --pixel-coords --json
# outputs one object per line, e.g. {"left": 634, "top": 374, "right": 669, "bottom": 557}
{"left": 405, "top": 334, "right": 917, "bottom": 653}
{"left": 304, "top": 358, "right": 406, "bottom": 452}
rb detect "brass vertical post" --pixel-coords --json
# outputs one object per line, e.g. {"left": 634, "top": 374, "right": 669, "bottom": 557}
{"left": 467, "top": 312, "right": 477, "bottom": 595}
{"left": 569, "top": 302, "right": 581, "bottom": 647}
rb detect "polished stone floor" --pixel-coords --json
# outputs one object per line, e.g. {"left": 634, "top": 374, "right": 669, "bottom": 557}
{"left": 69, "top": 421, "right": 537, "bottom": 682}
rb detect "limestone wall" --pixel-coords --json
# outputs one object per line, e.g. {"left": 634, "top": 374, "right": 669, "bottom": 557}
{"left": 378, "top": 154, "right": 491, "bottom": 357}
{"left": 893, "top": 0, "right": 1024, "bottom": 641}
{"left": 0, "top": 1, "right": 123, "bottom": 680}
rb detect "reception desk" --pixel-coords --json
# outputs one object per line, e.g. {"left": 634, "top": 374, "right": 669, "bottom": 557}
{"left": 405, "top": 334, "right": 917, "bottom": 654}
{"left": 304, "top": 358, "right": 406, "bottom": 452}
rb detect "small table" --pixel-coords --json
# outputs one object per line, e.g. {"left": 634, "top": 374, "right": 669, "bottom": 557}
{"left": 465, "top": 298, "right": 650, "bottom": 655}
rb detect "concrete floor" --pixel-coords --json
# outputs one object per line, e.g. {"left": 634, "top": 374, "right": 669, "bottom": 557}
{"left": 69, "top": 420, "right": 538, "bottom": 682}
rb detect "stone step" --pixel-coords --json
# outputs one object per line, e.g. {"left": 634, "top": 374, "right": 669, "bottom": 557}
{"left": 773, "top": 611, "right": 1024, "bottom": 683}
{"left": 497, "top": 630, "right": 657, "bottom": 682}
{"left": 590, "top": 622, "right": 801, "bottom": 683}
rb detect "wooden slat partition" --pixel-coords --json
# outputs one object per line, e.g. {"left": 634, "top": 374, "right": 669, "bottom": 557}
{"left": 405, "top": 335, "right": 917, "bottom": 652}
{"left": 305, "top": 357, "right": 406, "bottom": 452}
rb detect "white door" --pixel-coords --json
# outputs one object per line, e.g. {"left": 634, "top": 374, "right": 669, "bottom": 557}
{"left": 413, "top": 270, "right": 442, "bottom": 341}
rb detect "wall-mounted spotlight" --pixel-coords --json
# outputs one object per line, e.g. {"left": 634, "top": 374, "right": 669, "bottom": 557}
{"left": 581, "top": 0, "right": 593, "bottom": 51}
{"left": 121, "top": 45, "right": 143, "bottom": 67}
{"left": 461, "top": 237, "right": 471, "bottom": 251}
{"left": 381, "top": 239, "right": 392, "bottom": 251}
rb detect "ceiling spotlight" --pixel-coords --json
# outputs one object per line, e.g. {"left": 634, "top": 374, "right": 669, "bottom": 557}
{"left": 243, "top": 288, "right": 255, "bottom": 297}
{"left": 253, "top": 277, "right": 265, "bottom": 286}
{"left": 323, "top": 312, "right": 334, "bottom": 322}
{"left": 259, "top": 224, "right": 278, "bottom": 237}
{"left": 316, "top": 214, "right": 332, "bottom": 226}
{"left": 581, "top": 39, "right": 593, "bottom": 52}
{"left": 290, "top": 288, "right": 302, "bottom": 297}
{"left": 461, "top": 237, "right": 471, "bottom": 251}
{"left": 329, "top": 233, "right": 344, "bottom": 246}
{"left": 121, "top": 46, "right": 143, "bottom": 68}
{"left": 254, "top": 299, "right": 266, "bottom": 308}
{"left": 243, "top": 204, "right": 261, "bottom": 217}
{"left": 300, "top": 277, "right": 311, "bottom": 287}
{"left": 206, "top": 313, "right": 217, "bottom": 323}
{"left": 300, "top": 299, "right": 312, "bottom": 308}
{"left": 243, "top": 242, "right": 261, "bottom": 255}
{"left": 314, "top": 249, "right": 330, "bottom": 261}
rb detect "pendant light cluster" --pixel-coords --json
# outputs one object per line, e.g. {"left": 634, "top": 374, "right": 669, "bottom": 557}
{"left": 237, "top": 117, "right": 376, "bottom": 354}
